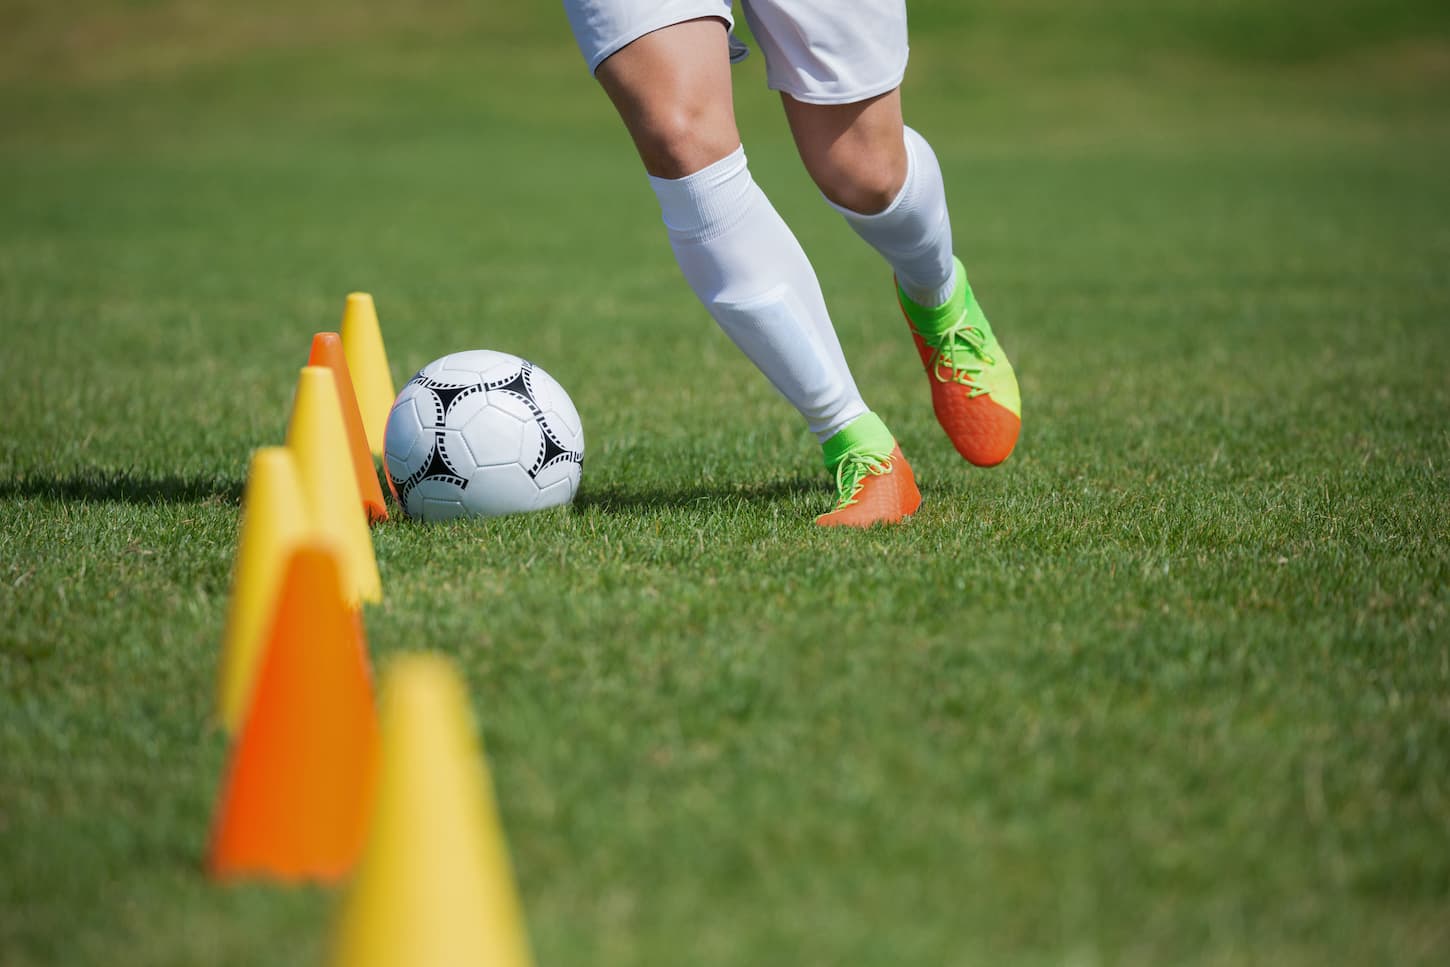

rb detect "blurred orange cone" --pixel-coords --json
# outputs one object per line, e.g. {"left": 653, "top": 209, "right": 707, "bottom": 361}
{"left": 207, "top": 540, "right": 378, "bottom": 882}
{"left": 339, "top": 293, "right": 395, "bottom": 459}
{"left": 330, "top": 654, "right": 532, "bottom": 967}
{"left": 215, "top": 447, "right": 310, "bottom": 735}
{"left": 287, "top": 366, "right": 382, "bottom": 605}
{"left": 309, "top": 332, "right": 388, "bottom": 523}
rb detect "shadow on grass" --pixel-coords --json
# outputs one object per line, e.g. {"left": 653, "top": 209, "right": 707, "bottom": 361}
{"left": 0, "top": 469, "right": 244, "bottom": 505}
{"left": 575, "top": 475, "right": 824, "bottom": 515}
{"left": 1, "top": 470, "right": 823, "bottom": 514}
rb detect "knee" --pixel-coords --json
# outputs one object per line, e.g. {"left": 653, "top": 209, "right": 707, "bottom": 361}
{"left": 807, "top": 142, "right": 908, "bottom": 215}
{"left": 633, "top": 104, "right": 740, "bottom": 179}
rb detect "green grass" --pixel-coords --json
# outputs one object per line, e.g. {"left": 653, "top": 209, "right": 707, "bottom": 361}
{"left": 2, "top": 1, "right": 1450, "bottom": 964}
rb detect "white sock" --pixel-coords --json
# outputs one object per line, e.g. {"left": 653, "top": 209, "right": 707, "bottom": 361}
{"left": 830, "top": 126, "right": 957, "bottom": 308}
{"left": 649, "top": 146, "right": 868, "bottom": 442}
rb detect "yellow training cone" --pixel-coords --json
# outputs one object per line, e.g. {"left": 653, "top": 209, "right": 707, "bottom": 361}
{"left": 330, "top": 654, "right": 532, "bottom": 967}
{"left": 286, "top": 366, "right": 382, "bottom": 605}
{"left": 339, "top": 293, "right": 396, "bottom": 459}
{"left": 215, "top": 447, "right": 310, "bottom": 734}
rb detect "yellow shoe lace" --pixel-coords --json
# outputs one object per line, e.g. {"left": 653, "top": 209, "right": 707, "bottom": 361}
{"left": 916, "top": 317, "right": 996, "bottom": 398}
{"left": 831, "top": 448, "right": 893, "bottom": 510}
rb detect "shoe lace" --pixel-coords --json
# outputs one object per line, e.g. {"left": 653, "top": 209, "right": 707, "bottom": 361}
{"left": 916, "top": 316, "right": 996, "bottom": 397}
{"left": 831, "top": 447, "right": 894, "bottom": 510}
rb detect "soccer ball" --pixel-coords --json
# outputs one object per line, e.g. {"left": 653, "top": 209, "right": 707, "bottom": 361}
{"left": 384, "top": 350, "right": 584, "bottom": 520}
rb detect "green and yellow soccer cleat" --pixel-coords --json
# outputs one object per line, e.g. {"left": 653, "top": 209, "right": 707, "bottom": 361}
{"left": 815, "top": 412, "right": 922, "bottom": 528}
{"left": 898, "top": 257, "right": 1021, "bottom": 467}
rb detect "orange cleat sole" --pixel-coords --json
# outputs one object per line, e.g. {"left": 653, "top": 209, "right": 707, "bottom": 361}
{"left": 815, "top": 445, "right": 923, "bottom": 528}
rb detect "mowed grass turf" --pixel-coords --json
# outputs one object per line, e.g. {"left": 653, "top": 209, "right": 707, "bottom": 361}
{"left": 2, "top": 2, "right": 1449, "bottom": 964}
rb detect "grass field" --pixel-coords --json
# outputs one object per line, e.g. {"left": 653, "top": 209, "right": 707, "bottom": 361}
{"left": 3, "top": 1, "right": 1450, "bottom": 964}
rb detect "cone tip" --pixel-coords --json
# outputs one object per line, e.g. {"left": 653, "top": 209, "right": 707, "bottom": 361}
{"left": 384, "top": 653, "right": 467, "bottom": 713}
{"left": 287, "top": 365, "right": 343, "bottom": 445}
{"left": 291, "top": 532, "right": 345, "bottom": 560}
{"left": 388, "top": 652, "right": 457, "bottom": 685}
{"left": 244, "top": 447, "right": 302, "bottom": 499}
{"left": 345, "top": 292, "right": 375, "bottom": 306}
{"left": 250, "top": 445, "right": 294, "bottom": 470}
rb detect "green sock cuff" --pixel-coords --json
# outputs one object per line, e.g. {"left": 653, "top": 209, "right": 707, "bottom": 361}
{"left": 822, "top": 411, "right": 895, "bottom": 470}
{"left": 898, "top": 256, "right": 970, "bottom": 337}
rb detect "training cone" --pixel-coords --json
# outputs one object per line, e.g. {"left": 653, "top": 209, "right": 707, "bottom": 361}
{"left": 287, "top": 366, "right": 382, "bottom": 605}
{"left": 339, "top": 293, "right": 396, "bottom": 460}
{"left": 207, "top": 540, "right": 379, "bottom": 882}
{"left": 215, "top": 447, "right": 310, "bottom": 735}
{"left": 330, "top": 654, "right": 533, "bottom": 967}
{"left": 309, "top": 332, "right": 389, "bottom": 523}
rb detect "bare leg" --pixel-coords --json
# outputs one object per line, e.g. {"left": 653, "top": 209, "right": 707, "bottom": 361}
{"left": 595, "top": 18, "right": 740, "bottom": 179}
{"left": 784, "top": 87, "right": 954, "bottom": 306}
{"left": 785, "top": 88, "right": 1023, "bottom": 469}
{"left": 781, "top": 89, "right": 908, "bottom": 214}
{"left": 591, "top": 18, "right": 872, "bottom": 444}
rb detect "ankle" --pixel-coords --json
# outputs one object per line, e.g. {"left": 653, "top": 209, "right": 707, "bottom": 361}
{"left": 822, "top": 411, "right": 895, "bottom": 471}
{"left": 900, "top": 257, "right": 969, "bottom": 336}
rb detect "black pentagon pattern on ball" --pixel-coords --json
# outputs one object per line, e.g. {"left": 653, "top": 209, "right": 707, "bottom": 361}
{"left": 394, "top": 360, "right": 583, "bottom": 509}
{"left": 535, "top": 431, "right": 579, "bottom": 477}
{"left": 395, "top": 371, "right": 476, "bottom": 507}
{"left": 484, "top": 360, "right": 584, "bottom": 477}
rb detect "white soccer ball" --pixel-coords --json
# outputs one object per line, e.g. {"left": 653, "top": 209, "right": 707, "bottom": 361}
{"left": 384, "top": 350, "right": 584, "bottom": 521}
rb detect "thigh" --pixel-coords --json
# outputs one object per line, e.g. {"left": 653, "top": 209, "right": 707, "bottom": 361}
{"left": 594, "top": 17, "right": 741, "bottom": 178}
{"left": 564, "top": 0, "right": 735, "bottom": 75}
{"left": 742, "top": 0, "right": 909, "bottom": 105}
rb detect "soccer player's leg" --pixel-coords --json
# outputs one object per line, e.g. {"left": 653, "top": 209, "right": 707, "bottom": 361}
{"left": 747, "top": 0, "right": 1021, "bottom": 468}
{"left": 585, "top": 14, "right": 918, "bottom": 526}
{"left": 785, "top": 93, "right": 1021, "bottom": 468}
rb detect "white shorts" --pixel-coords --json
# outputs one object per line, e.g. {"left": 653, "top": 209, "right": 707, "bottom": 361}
{"left": 563, "top": 0, "right": 909, "bottom": 105}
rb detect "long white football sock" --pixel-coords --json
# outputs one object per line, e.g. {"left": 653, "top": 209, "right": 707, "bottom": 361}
{"left": 649, "top": 146, "right": 867, "bottom": 442}
{"left": 830, "top": 126, "right": 957, "bottom": 308}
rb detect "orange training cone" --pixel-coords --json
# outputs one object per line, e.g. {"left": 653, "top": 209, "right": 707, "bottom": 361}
{"left": 207, "top": 540, "right": 379, "bottom": 881}
{"left": 330, "top": 654, "right": 533, "bottom": 967}
{"left": 339, "top": 293, "right": 395, "bottom": 459}
{"left": 287, "top": 366, "right": 382, "bottom": 605}
{"left": 215, "top": 447, "right": 310, "bottom": 735}
{"left": 309, "top": 332, "right": 389, "bottom": 523}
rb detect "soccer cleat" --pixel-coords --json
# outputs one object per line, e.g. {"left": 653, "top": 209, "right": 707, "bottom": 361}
{"left": 814, "top": 443, "right": 920, "bottom": 528}
{"left": 898, "top": 257, "right": 1021, "bottom": 467}
{"left": 815, "top": 413, "right": 922, "bottom": 528}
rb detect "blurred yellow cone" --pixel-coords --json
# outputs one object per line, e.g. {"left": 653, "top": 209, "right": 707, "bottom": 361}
{"left": 330, "top": 654, "right": 532, "bottom": 967}
{"left": 286, "top": 366, "right": 382, "bottom": 605}
{"left": 215, "top": 447, "right": 310, "bottom": 734}
{"left": 339, "top": 293, "right": 396, "bottom": 459}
